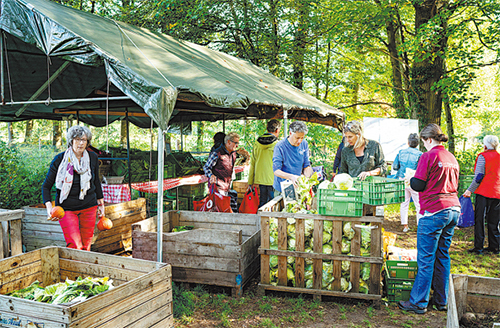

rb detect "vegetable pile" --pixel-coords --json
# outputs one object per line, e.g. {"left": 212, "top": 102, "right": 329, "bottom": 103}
{"left": 6, "top": 276, "right": 113, "bottom": 304}
{"left": 268, "top": 173, "right": 372, "bottom": 293}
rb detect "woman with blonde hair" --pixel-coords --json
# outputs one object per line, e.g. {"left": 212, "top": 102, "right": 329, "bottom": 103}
{"left": 339, "top": 120, "right": 387, "bottom": 180}
{"left": 464, "top": 135, "right": 500, "bottom": 255}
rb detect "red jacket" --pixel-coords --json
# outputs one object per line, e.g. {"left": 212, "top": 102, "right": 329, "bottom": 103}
{"left": 475, "top": 149, "right": 500, "bottom": 199}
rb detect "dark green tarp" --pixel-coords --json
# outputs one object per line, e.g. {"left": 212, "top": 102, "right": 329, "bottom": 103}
{"left": 0, "top": 0, "right": 344, "bottom": 130}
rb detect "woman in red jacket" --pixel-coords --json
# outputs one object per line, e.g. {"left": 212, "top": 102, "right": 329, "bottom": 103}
{"left": 464, "top": 135, "right": 500, "bottom": 255}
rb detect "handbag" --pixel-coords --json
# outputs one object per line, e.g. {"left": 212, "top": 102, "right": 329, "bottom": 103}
{"left": 457, "top": 196, "right": 474, "bottom": 228}
{"left": 239, "top": 187, "right": 260, "bottom": 214}
{"left": 193, "top": 185, "right": 233, "bottom": 213}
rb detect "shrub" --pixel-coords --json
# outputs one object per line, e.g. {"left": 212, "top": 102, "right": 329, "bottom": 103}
{"left": 455, "top": 144, "right": 483, "bottom": 175}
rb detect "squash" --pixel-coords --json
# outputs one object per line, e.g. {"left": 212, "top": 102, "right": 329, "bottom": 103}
{"left": 97, "top": 216, "right": 113, "bottom": 231}
{"left": 50, "top": 206, "right": 65, "bottom": 219}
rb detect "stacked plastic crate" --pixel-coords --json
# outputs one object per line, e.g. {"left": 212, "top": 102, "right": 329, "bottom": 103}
{"left": 385, "top": 260, "right": 418, "bottom": 302}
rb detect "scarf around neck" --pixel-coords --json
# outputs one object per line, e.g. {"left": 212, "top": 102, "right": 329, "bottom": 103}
{"left": 55, "top": 148, "right": 92, "bottom": 204}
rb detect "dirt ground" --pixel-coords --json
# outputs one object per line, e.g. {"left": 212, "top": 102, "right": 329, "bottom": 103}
{"left": 177, "top": 211, "right": 461, "bottom": 328}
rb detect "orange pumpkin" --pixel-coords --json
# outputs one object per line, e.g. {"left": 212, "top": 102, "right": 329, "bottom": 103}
{"left": 97, "top": 216, "right": 113, "bottom": 231}
{"left": 50, "top": 206, "right": 65, "bottom": 219}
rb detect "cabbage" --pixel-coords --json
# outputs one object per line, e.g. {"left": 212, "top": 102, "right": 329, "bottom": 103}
{"left": 318, "top": 180, "right": 330, "bottom": 189}
{"left": 341, "top": 238, "right": 351, "bottom": 254}
{"left": 270, "top": 255, "right": 278, "bottom": 268}
{"left": 323, "top": 230, "right": 331, "bottom": 244}
{"left": 288, "top": 237, "right": 296, "bottom": 251}
{"left": 343, "top": 222, "right": 355, "bottom": 240}
{"left": 323, "top": 244, "right": 332, "bottom": 254}
{"left": 341, "top": 261, "right": 350, "bottom": 274}
{"left": 359, "top": 280, "right": 369, "bottom": 294}
{"left": 340, "top": 277, "right": 352, "bottom": 292}
{"left": 361, "top": 225, "right": 371, "bottom": 249}
{"left": 287, "top": 266, "right": 295, "bottom": 281}
{"left": 324, "top": 221, "right": 333, "bottom": 234}
{"left": 361, "top": 263, "right": 370, "bottom": 281}
{"left": 334, "top": 173, "right": 354, "bottom": 190}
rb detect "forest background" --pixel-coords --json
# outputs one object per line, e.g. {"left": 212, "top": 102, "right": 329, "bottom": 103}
{"left": 1, "top": 0, "right": 500, "bottom": 208}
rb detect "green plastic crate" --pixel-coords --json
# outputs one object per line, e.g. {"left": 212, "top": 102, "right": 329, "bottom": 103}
{"left": 385, "top": 270, "right": 414, "bottom": 302}
{"left": 178, "top": 183, "right": 207, "bottom": 198}
{"left": 317, "top": 189, "right": 363, "bottom": 217}
{"left": 385, "top": 260, "right": 418, "bottom": 280}
{"left": 355, "top": 177, "right": 405, "bottom": 205}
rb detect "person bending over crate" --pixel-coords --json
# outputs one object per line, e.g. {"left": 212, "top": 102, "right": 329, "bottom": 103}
{"left": 398, "top": 124, "right": 460, "bottom": 314}
{"left": 42, "top": 125, "right": 105, "bottom": 251}
{"left": 339, "top": 120, "right": 387, "bottom": 180}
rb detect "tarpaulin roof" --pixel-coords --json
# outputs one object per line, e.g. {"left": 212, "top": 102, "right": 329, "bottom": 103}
{"left": 0, "top": 0, "right": 345, "bottom": 130}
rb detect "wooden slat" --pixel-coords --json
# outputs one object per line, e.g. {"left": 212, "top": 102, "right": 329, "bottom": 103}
{"left": 369, "top": 222, "right": 382, "bottom": 295}
{"left": 350, "top": 224, "right": 361, "bottom": 293}
{"left": 91, "top": 232, "right": 132, "bottom": 250}
{"left": 467, "top": 294, "right": 500, "bottom": 314}
{"left": 313, "top": 219, "right": 323, "bottom": 291}
{"left": 23, "top": 222, "right": 65, "bottom": 233}
{"left": 94, "top": 212, "right": 147, "bottom": 240}
{"left": 22, "top": 216, "right": 61, "bottom": 225}
{"left": 23, "top": 238, "right": 66, "bottom": 249}
{"left": 69, "top": 279, "right": 171, "bottom": 328}
{"left": 0, "top": 310, "right": 66, "bottom": 328}
{"left": 260, "top": 212, "right": 384, "bottom": 223}
{"left": 258, "top": 283, "right": 381, "bottom": 301}
{"left": 132, "top": 216, "right": 158, "bottom": 233}
{"left": 177, "top": 222, "right": 256, "bottom": 237}
{"left": 176, "top": 210, "right": 259, "bottom": 226}
{"left": 258, "top": 248, "right": 382, "bottom": 263}
{"left": 277, "top": 217, "right": 287, "bottom": 286}
{"left": 67, "top": 264, "right": 170, "bottom": 318}
{"left": 452, "top": 275, "right": 468, "bottom": 321}
{"left": 59, "top": 271, "right": 127, "bottom": 287}
{"left": 23, "top": 229, "right": 66, "bottom": 241}
{"left": 295, "top": 218, "right": 305, "bottom": 288}
{"left": 467, "top": 275, "right": 500, "bottom": 297}
{"left": 240, "top": 232, "right": 260, "bottom": 272}
{"left": 0, "top": 272, "right": 43, "bottom": 294}
{"left": 332, "top": 221, "right": 342, "bottom": 291}
{"left": 0, "top": 249, "right": 41, "bottom": 273}
{"left": 172, "top": 267, "right": 237, "bottom": 286}
{"left": 123, "top": 302, "right": 172, "bottom": 328}
{"left": 41, "top": 247, "right": 60, "bottom": 287}
{"left": 148, "top": 314, "right": 174, "bottom": 328}
{"left": 0, "top": 209, "right": 24, "bottom": 221}
{"left": 103, "top": 198, "right": 146, "bottom": 217}
{"left": 260, "top": 216, "right": 270, "bottom": 285}
{"left": 0, "top": 261, "right": 41, "bottom": 288}
{"left": 10, "top": 219, "right": 23, "bottom": 256}
{"left": 448, "top": 274, "right": 462, "bottom": 328}
{"left": 0, "top": 225, "right": 4, "bottom": 260}
{"left": 2, "top": 221, "right": 9, "bottom": 258}
{"left": 164, "top": 253, "right": 240, "bottom": 272}
{"left": 59, "top": 259, "right": 144, "bottom": 281}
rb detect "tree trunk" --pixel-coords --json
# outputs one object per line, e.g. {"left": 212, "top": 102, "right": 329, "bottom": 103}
{"left": 444, "top": 98, "right": 455, "bottom": 154}
{"left": 269, "top": 0, "right": 280, "bottom": 76}
{"left": 291, "top": 0, "right": 309, "bottom": 89}
{"left": 323, "top": 42, "right": 331, "bottom": 101}
{"left": 24, "top": 120, "right": 33, "bottom": 143}
{"left": 7, "top": 122, "right": 13, "bottom": 146}
{"left": 52, "top": 121, "right": 62, "bottom": 148}
{"left": 197, "top": 121, "right": 205, "bottom": 151}
{"left": 386, "top": 8, "right": 408, "bottom": 118}
{"left": 411, "top": 0, "right": 448, "bottom": 131}
{"left": 120, "top": 119, "right": 127, "bottom": 148}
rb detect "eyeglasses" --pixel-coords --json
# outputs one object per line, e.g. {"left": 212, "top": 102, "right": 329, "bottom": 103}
{"left": 230, "top": 140, "right": 239, "bottom": 145}
{"left": 74, "top": 138, "right": 88, "bottom": 143}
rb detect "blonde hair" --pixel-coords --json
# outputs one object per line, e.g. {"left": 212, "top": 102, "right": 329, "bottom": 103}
{"left": 343, "top": 120, "right": 365, "bottom": 149}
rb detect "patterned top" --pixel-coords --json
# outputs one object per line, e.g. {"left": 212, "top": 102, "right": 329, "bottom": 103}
{"left": 339, "top": 139, "right": 387, "bottom": 177}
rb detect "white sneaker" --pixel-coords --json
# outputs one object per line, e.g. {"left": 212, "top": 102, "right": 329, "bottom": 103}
{"left": 403, "top": 227, "right": 409, "bottom": 233}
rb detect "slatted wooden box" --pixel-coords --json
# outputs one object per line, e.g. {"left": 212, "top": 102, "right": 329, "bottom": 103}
{"left": 258, "top": 195, "right": 383, "bottom": 302}
{"left": 22, "top": 198, "right": 147, "bottom": 253}
{"left": 0, "top": 246, "right": 172, "bottom": 327}
{"left": 132, "top": 210, "right": 261, "bottom": 296}
{"left": 0, "top": 209, "right": 23, "bottom": 259}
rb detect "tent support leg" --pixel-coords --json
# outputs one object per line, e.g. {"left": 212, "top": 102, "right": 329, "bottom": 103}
{"left": 157, "top": 127, "right": 165, "bottom": 263}
{"left": 284, "top": 109, "right": 288, "bottom": 136}
{"left": 1, "top": 31, "right": 4, "bottom": 104}
{"left": 126, "top": 109, "right": 132, "bottom": 193}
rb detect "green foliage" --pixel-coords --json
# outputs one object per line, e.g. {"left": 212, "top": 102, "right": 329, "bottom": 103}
{"left": 455, "top": 144, "right": 482, "bottom": 175}
{"left": 172, "top": 282, "right": 196, "bottom": 318}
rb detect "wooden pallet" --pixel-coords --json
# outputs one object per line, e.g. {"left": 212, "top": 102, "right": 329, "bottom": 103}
{"left": 0, "top": 246, "right": 172, "bottom": 327}
{"left": 22, "top": 198, "right": 147, "bottom": 254}
{"left": 0, "top": 209, "right": 23, "bottom": 258}
{"left": 258, "top": 195, "right": 383, "bottom": 302}
{"left": 132, "top": 210, "right": 261, "bottom": 297}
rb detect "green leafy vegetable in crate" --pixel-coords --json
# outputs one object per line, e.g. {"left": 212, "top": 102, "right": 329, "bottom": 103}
{"left": 7, "top": 276, "right": 113, "bottom": 304}
{"left": 172, "top": 225, "right": 194, "bottom": 232}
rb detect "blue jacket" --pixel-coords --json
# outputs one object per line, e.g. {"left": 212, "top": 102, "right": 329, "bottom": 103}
{"left": 393, "top": 147, "right": 422, "bottom": 179}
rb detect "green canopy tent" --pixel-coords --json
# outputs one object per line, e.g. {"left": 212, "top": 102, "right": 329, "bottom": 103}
{"left": 0, "top": 0, "right": 345, "bottom": 260}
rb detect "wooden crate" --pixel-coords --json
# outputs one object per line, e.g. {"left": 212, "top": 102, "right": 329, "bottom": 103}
{"left": 0, "top": 246, "right": 172, "bottom": 327}
{"left": 447, "top": 274, "right": 500, "bottom": 327}
{"left": 0, "top": 209, "right": 23, "bottom": 258}
{"left": 132, "top": 210, "right": 261, "bottom": 296}
{"left": 22, "top": 198, "right": 147, "bottom": 254}
{"left": 258, "top": 195, "right": 383, "bottom": 302}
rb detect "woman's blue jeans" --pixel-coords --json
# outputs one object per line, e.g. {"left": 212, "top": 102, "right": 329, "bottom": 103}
{"left": 409, "top": 208, "right": 459, "bottom": 308}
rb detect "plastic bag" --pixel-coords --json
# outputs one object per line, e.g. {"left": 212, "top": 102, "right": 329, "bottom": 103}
{"left": 193, "top": 185, "right": 233, "bottom": 213}
{"left": 239, "top": 187, "right": 260, "bottom": 214}
{"left": 457, "top": 196, "right": 474, "bottom": 228}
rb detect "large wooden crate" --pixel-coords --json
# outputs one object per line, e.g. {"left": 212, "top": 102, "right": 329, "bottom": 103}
{"left": 447, "top": 274, "right": 500, "bottom": 327}
{"left": 132, "top": 210, "right": 261, "bottom": 296}
{"left": 0, "top": 209, "right": 23, "bottom": 259}
{"left": 258, "top": 195, "right": 383, "bottom": 302}
{"left": 22, "top": 198, "right": 147, "bottom": 253}
{"left": 0, "top": 246, "right": 172, "bottom": 327}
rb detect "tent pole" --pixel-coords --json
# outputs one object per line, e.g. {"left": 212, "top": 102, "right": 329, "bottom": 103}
{"left": 126, "top": 109, "right": 132, "bottom": 194}
{"left": 157, "top": 127, "right": 165, "bottom": 263}
{"left": 223, "top": 114, "right": 225, "bottom": 133}
{"left": 1, "top": 31, "right": 4, "bottom": 103}
{"left": 284, "top": 109, "right": 288, "bottom": 136}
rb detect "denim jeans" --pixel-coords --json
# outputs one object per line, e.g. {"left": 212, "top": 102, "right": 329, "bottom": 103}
{"left": 409, "top": 208, "right": 459, "bottom": 308}
{"left": 259, "top": 185, "right": 274, "bottom": 208}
